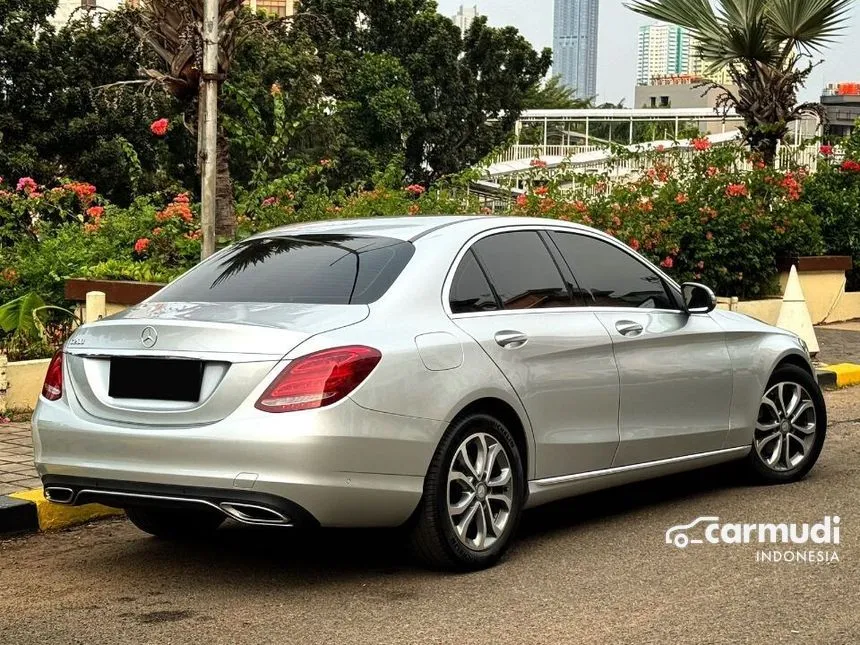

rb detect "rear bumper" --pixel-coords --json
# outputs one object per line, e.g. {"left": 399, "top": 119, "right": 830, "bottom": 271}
{"left": 41, "top": 475, "right": 318, "bottom": 527}
{"left": 32, "top": 397, "right": 444, "bottom": 527}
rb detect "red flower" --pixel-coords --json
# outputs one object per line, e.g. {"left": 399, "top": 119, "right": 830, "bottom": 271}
{"left": 405, "top": 184, "right": 426, "bottom": 196}
{"left": 660, "top": 257, "right": 674, "bottom": 269}
{"left": 86, "top": 206, "right": 105, "bottom": 219}
{"left": 820, "top": 145, "right": 834, "bottom": 157}
{"left": 150, "top": 118, "right": 169, "bottom": 137}
{"left": 628, "top": 238, "right": 641, "bottom": 251}
{"left": 534, "top": 186, "right": 548, "bottom": 196}
{"left": 65, "top": 182, "right": 97, "bottom": 204}
{"left": 516, "top": 194, "right": 528, "bottom": 207}
{"left": 529, "top": 159, "right": 548, "bottom": 169}
{"left": 675, "top": 192, "right": 689, "bottom": 204}
{"left": 691, "top": 137, "right": 711, "bottom": 152}
{"left": 725, "top": 183, "right": 748, "bottom": 198}
{"left": 841, "top": 159, "right": 860, "bottom": 173}
{"left": 261, "top": 197, "right": 278, "bottom": 207}
{"left": 16, "top": 177, "right": 37, "bottom": 194}
{"left": 174, "top": 193, "right": 190, "bottom": 204}
{"left": 134, "top": 238, "right": 150, "bottom": 255}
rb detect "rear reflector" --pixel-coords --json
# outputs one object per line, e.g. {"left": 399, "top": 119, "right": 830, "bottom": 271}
{"left": 42, "top": 351, "right": 64, "bottom": 401}
{"left": 255, "top": 346, "right": 381, "bottom": 413}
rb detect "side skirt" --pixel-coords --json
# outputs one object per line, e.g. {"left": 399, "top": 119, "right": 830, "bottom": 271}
{"left": 525, "top": 446, "right": 750, "bottom": 509}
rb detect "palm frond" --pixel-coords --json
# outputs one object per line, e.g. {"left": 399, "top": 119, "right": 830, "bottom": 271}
{"left": 766, "top": 0, "right": 853, "bottom": 56}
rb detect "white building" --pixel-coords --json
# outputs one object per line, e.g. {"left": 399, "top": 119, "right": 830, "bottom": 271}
{"left": 637, "top": 23, "right": 691, "bottom": 85}
{"left": 452, "top": 4, "right": 479, "bottom": 36}
{"left": 51, "top": 0, "right": 126, "bottom": 27}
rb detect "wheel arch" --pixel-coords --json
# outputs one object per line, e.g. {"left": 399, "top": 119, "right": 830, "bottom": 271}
{"left": 449, "top": 396, "right": 532, "bottom": 480}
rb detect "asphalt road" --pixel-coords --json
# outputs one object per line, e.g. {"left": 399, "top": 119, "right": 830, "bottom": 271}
{"left": 2, "top": 389, "right": 859, "bottom": 645}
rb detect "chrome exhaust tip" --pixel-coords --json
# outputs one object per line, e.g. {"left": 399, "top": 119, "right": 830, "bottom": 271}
{"left": 219, "top": 502, "right": 291, "bottom": 526}
{"left": 44, "top": 486, "right": 75, "bottom": 504}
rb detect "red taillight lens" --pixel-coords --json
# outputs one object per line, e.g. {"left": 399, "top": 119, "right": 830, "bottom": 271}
{"left": 42, "top": 351, "right": 63, "bottom": 401}
{"left": 255, "top": 345, "right": 382, "bottom": 413}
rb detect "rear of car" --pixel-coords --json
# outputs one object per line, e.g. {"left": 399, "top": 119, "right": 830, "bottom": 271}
{"left": 32, "top": 232, "right": 440, "bottom": 528}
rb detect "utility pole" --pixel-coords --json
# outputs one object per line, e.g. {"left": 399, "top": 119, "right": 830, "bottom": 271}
{"left": 200, "top": 0, "right": 219, "bottom": 259}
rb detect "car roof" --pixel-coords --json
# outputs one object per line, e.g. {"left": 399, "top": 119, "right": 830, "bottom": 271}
{"left": 254, "top": 215, "right": 593, "bottom": 242}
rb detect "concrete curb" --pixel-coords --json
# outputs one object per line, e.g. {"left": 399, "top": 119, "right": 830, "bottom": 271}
{"left": 0, "top": 488, "right": 122, "bottom": 536}
{"left": 817, "top": 363, "right": 860, "bottom": 389}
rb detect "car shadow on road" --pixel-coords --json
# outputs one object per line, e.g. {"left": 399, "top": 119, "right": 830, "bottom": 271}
{"left": 77, "top": 462, "right": 749, "bottom": 582}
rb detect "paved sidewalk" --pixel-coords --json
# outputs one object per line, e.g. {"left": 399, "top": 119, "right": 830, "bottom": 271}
{"left": 0, "top": 422, "right": 39, "bottom": 495}
{"left": 816, "top": 321, "right": 860, "bottom": 365}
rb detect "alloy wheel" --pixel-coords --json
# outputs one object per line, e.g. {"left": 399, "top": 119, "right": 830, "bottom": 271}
{"left": 447, "top": 432, "right": 514, "bottom": 551}
{"left": 754, "top": 381, "right": 818, "bottom": 472}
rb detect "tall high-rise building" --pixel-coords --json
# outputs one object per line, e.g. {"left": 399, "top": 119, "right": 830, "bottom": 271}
{"left": 637, "top": 23, "right": 690, "bottom": 85}
{"left": 552, "top": 0, "right": 599, "bottom": 101}
{"left": 452, "top": 4, "right": 479, "bottom": 36}
{"left": 637, "top": 22, "right": 732, "bottom": 86}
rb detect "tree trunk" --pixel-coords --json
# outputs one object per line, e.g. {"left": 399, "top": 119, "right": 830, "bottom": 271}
{"left": 215, "top": 130, "right": 235, "bottom": 239}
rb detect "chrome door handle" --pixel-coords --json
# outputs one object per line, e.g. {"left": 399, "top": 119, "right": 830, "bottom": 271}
{"left": 494, "top": 330, "right": 528, "bottom": 349}
{"left": 615, "top": 321, "right": 644, "bottom": 337}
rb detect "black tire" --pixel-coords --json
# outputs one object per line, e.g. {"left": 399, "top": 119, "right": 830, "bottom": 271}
{"left": 126, "top": 506, "right": 225, "bottom": 540}
{"left": 747, "top": 364, "right": 827, "bottom": 484}
{"left": 410, "top": 413, "right": 525, "bottom": 571}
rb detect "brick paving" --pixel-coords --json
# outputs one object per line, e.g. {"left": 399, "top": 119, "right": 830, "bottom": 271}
{"left": 0, "top": 422, "right": 39, "bottom": 495}
{"left": 0, "top": 321, "right": 858, "bottom": 497}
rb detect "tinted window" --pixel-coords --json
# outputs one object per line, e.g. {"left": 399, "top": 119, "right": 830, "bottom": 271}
{"left": 449, "top": 250, "right": 498, "bottom": 314}
{"left": 472, "top": 232, "right": 571, "bottom": 310}
{"left": 550, "top": 232, "right": 676, "bottom": 310}
{"left": 151, "top": 235, "right": 414, "bottom": 304}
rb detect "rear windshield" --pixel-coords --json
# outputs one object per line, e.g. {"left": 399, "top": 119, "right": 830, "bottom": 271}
{"left": 151, "top": 234, "right": 415, "bottom": 304}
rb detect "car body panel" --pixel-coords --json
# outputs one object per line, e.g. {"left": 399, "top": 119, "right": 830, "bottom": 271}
{"left": 593, "top": 310, "right": 733, "bottom": 466}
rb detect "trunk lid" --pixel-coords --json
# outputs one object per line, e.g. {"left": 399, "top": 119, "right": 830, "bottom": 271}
{"left": 64, "top": 301, "right": 369, "bottom": 426}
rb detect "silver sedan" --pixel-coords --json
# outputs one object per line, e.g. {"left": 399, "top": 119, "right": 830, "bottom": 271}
{"left": 32, "top": 216, "right": 827, "bottom": 570}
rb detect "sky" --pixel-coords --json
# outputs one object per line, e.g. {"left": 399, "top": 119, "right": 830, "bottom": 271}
{"left": 435, "top": 0, "right": 860, "bottom": 104}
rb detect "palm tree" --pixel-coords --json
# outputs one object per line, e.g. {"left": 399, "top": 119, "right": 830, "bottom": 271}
{"left": 626, "top": 0, "right": 853, "bottom": 165}
{"left": 135, "top": 0, "right": 245, "bottom": 238}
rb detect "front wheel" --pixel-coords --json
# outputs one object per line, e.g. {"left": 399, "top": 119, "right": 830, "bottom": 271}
{"left": 747, "top": 364, "right": 827, "bottom": 484}
{"left": 126, "top": 506, "right": 225, "bottom": 540}
{"left": 410, "top": 413, "right": 525, "bottom": 571}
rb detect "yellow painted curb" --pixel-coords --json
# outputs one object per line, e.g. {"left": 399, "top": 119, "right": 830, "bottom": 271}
{"left": 827, "top": 363, "right": 860, "bottom": 388}
{"left": 9, "top": 489, "right": 123, "bottom": 531}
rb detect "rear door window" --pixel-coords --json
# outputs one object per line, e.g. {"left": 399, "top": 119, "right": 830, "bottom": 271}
{"left": 151, "top": 235, "right": 414, "bottom": 304}
{"left": 549, "top": 232, "right": 677, "bottom": 310}
{"left": 471, "top": 232, "right": 572, "bottom": 310}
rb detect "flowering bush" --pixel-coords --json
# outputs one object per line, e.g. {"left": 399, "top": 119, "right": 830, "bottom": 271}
{"left": 509, "top": 145, "right": 822, "bottom": 298}
{"left": 150, "top": 118, "right": 170, "bottom": 137}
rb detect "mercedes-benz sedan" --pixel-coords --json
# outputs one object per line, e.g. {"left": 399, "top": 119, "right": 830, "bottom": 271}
{"left": 33, "top": 216, "right": 826, "bottom": 569}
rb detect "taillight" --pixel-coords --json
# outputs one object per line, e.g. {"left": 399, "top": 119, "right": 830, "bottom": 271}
{"left": 255, "top": 346, "right": 382, "bottom": 413}
{"left": 42, "top": 351, "right": 63, "bottom": 401}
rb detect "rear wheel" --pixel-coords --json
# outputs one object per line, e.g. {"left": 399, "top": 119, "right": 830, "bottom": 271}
{"left": 126, "top": 506, "right": 225, "bottom": 540}
{"left": 747, "top": 364, "right": 827, "bottom": 483}
{"left": 411, "top": 413, "right": 525, "bottom": 571}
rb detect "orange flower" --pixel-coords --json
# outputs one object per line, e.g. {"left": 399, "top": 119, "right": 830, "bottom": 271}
{"left": 675, "top": 193, "right": 689, "bottom": 204}
{"left": 691, "top": 137, "right": 711, "bottom": 151}
{"left": 408, "top": 203, "right": 420, "bottom": 215}
{"left": 725, "top": 183, "right": 748, "bottom": 198}
{"left": 86, "top": 206, "right": 105, "bottom": 219}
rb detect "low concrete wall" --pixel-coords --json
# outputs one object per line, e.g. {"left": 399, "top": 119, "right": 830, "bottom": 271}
{"left": 3, "top": 358, "right": 51, "bottom": 412}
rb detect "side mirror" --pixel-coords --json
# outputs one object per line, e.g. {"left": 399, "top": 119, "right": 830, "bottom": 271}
{"left": 682, "top": 282, "right": 717, "bottom": 314}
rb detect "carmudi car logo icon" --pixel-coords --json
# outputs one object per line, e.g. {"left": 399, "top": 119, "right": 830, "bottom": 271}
{"left": 665, "top": 516, "right": 721, "bottom": 548}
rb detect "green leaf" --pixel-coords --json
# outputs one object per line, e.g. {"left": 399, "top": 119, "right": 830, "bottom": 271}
{"left": 0, "top": 293, "right": 46, "bottom": 337}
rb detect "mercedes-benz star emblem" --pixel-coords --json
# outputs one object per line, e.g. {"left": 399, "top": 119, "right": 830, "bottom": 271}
{"left": 140, "top": 326, "right": 158, "bottom": 348}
